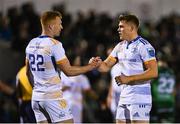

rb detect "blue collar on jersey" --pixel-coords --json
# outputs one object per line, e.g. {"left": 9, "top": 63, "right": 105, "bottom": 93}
{"left": 38, "top": 35, "right": 50, "bottom": 38}
{"left": 126, "top": 36, "right": 141, "bottom": 49}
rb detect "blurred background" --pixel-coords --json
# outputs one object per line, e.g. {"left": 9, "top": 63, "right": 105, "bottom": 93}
{"left": 0, "top": 0, "right": 180, "bottom": 123}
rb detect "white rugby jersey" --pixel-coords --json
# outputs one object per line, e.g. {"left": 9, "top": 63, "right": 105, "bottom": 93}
{"left": 111, "top": 63, "right": 122, "bottom": 93}
{"left": 61, "top": 72, "right": 90, "bottom": 108}
{"left": 26, "top": 35, "right": 66, "bottom": 101}
{"left": 61, "top": 72, "right": 89, "bottom": 123}
{"left": 69, "top": 74, "right": 90, "bottom": 106}
{"left": 109, "top": 36, "right": 156, "bottom": 104}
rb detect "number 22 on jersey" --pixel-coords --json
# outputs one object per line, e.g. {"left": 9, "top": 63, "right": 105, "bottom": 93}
{"left": 29, "top": 54, "right": 45, "bottom": 71}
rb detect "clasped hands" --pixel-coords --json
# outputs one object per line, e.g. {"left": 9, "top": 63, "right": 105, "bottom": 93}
{"left": 89, "top": 57, "right": 132, "bottom": 85}
{"left": 88, "top": 57, "right": 102, "bottom": 69}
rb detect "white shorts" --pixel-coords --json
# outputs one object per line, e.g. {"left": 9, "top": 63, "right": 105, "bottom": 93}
{"left": 32, "top": 99, "right": 73, "bottom": 123}
{"left": 116, "top": 104, "right": 152, "bottom": 121}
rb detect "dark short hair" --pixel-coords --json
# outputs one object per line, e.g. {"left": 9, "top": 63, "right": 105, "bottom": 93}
{"left": 40, "top": 11, "right": 62, "bottom": 27}
{"left": 119, "top": 14, "right": 139, "bottom": 28}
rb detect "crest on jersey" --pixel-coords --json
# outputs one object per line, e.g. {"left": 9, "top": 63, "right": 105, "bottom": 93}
{"left": 59, "top": 99, "right": 67, "bottom": 109}
{"left": 147, "top": 48, "right": 155, "bottom": 57}
{"left": 131, "top": 47, "right": 138, "bottom": 53}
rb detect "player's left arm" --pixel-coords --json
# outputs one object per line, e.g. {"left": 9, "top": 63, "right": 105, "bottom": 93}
{"left": 129, "top": 59, "right": 158, "bottom": 84}
{"left": 115, "top": 59, "right": 158, "bottom": 85}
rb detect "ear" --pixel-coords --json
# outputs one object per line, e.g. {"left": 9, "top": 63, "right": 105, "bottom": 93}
{"left": 49, "top": 24, "right": 54, "bottom": 30}
{"left": 130, "top": 25, "right": 134, "bottom": 32}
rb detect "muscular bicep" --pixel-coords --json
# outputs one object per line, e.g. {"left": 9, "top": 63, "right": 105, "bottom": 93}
{"left": 144, "top": 59, "right": 157, "bottom": 69}
{"left": 56, "top": 57, "right": 71, "bottom": 75}
{"left": 144, "top": 59, "right": 158, "bottom": 77}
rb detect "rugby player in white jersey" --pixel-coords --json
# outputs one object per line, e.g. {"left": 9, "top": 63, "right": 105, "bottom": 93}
{"left": 93, "top": 14, "right": 158, "bottom": 124}
{"left": 106, "top": 46, "right": 121, "bottom": 120}
{"left": 25, "top": 11, "right": 101, "bottom": 123}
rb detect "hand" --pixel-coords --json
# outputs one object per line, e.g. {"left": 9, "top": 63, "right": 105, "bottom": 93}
{"left": 89, "top": 57, "right": 95, "bottom": 64}
{"left": 115, "top": 73, "right": 130, "bottom": 85}
{"left": 89, "top": 56, "right": 102, "bottom": 68}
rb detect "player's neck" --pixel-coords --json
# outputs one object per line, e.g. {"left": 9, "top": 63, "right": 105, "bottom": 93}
{"left": 41, "top": 30, "right": 53, "bottom": 38}
{"left": 127, "top": 33, "right": 138, "bottom": 42}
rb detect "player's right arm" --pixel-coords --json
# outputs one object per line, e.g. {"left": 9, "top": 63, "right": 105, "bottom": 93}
{"left": 98, "top": 56, "right": 117, "bottom": 72}
{"left": 52, "top": 39, "right": 101, "bottom": 76}
{"left": 57, "top": 57, "right": 101, "bottom": 76}
{"left": 97, "top": 43, "right": 119, "bottom": 72}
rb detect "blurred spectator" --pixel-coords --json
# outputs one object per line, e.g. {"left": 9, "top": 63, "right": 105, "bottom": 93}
{"left": 0, "top": 14, "right": 12, "bottom": 41}
{"left": 94, "top": 89, "right": 113, "bottom": 123}
{"left": 151, "top": 52, "right": 176, "bottom": 123}
{"left": 0, "top": 80, "right": 18, "bottom": 122}
{"left": 20, "top": 2, "right": 40, "bottom": 38}
{"left": 11, "top": 20, "right": 30, "bottom": 53}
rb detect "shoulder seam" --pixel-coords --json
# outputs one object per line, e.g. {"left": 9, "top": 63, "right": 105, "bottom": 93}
{"left": 50, "top": 38, "right": 60, "bottom": 45}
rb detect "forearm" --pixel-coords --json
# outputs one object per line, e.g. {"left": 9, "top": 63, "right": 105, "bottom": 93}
{"left": 98, "top": 62, "right": 111, "bottom": 72}
{"left": 64, "top": 65, "right": 93, "bottom": 76}
{"left": 128, "top": 69, "right": 158, "bottom": 85}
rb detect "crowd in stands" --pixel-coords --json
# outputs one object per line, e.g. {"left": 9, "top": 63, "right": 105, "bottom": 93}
{"left": 0, "top": 2, "right": 180, "bottom": 123}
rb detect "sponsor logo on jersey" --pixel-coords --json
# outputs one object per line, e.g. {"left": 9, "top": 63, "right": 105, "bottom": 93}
{"left": 131, "top": 47, "right": 138, "bottom": 53}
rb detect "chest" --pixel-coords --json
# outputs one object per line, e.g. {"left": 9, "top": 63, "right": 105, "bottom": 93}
{"left": 117, "top": 44, "right": 140, "bottom": 62}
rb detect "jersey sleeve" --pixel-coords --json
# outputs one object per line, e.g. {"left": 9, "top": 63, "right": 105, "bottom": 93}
{"left": 110, "top": 43, "right": 119, "bottom": 58}
{"left": 109, "top": 43, "right": 121, "bottom": 62}
{"left": 52, "top": 42, "right": 66, "bottom": 62}
{"left": 139, "top": 43, "right": 156, "bottom": 62}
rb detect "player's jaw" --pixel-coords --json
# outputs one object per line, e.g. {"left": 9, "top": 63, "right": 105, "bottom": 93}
{"left": 119, "top": 32, "right": 125, "bottom": 41}
{"left": 55, "top": 29, "right": 61, "bottom": 36}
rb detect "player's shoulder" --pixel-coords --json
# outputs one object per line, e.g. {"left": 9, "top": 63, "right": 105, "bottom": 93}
{"left": 49, "top": 38, "right": 61, "bottom": 45}
{"left": 119, "top": 40, "right": 126, "bottom": 45}
{"left": 114, "top": 40, "right": 125, "bottom": 48}
{"left": 138, "top": 37, "right": 151, "bottom": 46}
{"left": 29, "top": 37, "right": 37, "bottom": 44}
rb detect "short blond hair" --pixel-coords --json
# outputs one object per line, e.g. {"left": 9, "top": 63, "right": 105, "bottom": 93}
{"left": 40, "top": 11, "right": 62, "bottom": 27}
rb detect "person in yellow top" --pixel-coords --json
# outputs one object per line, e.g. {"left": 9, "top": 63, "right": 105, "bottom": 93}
{"left": 16, "top": 66, "right": 36, "bottom": 123}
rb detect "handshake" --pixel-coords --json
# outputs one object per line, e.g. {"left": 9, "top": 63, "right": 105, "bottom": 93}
{"left": 88, "top": 56, "right": 102, "bottom": 69}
